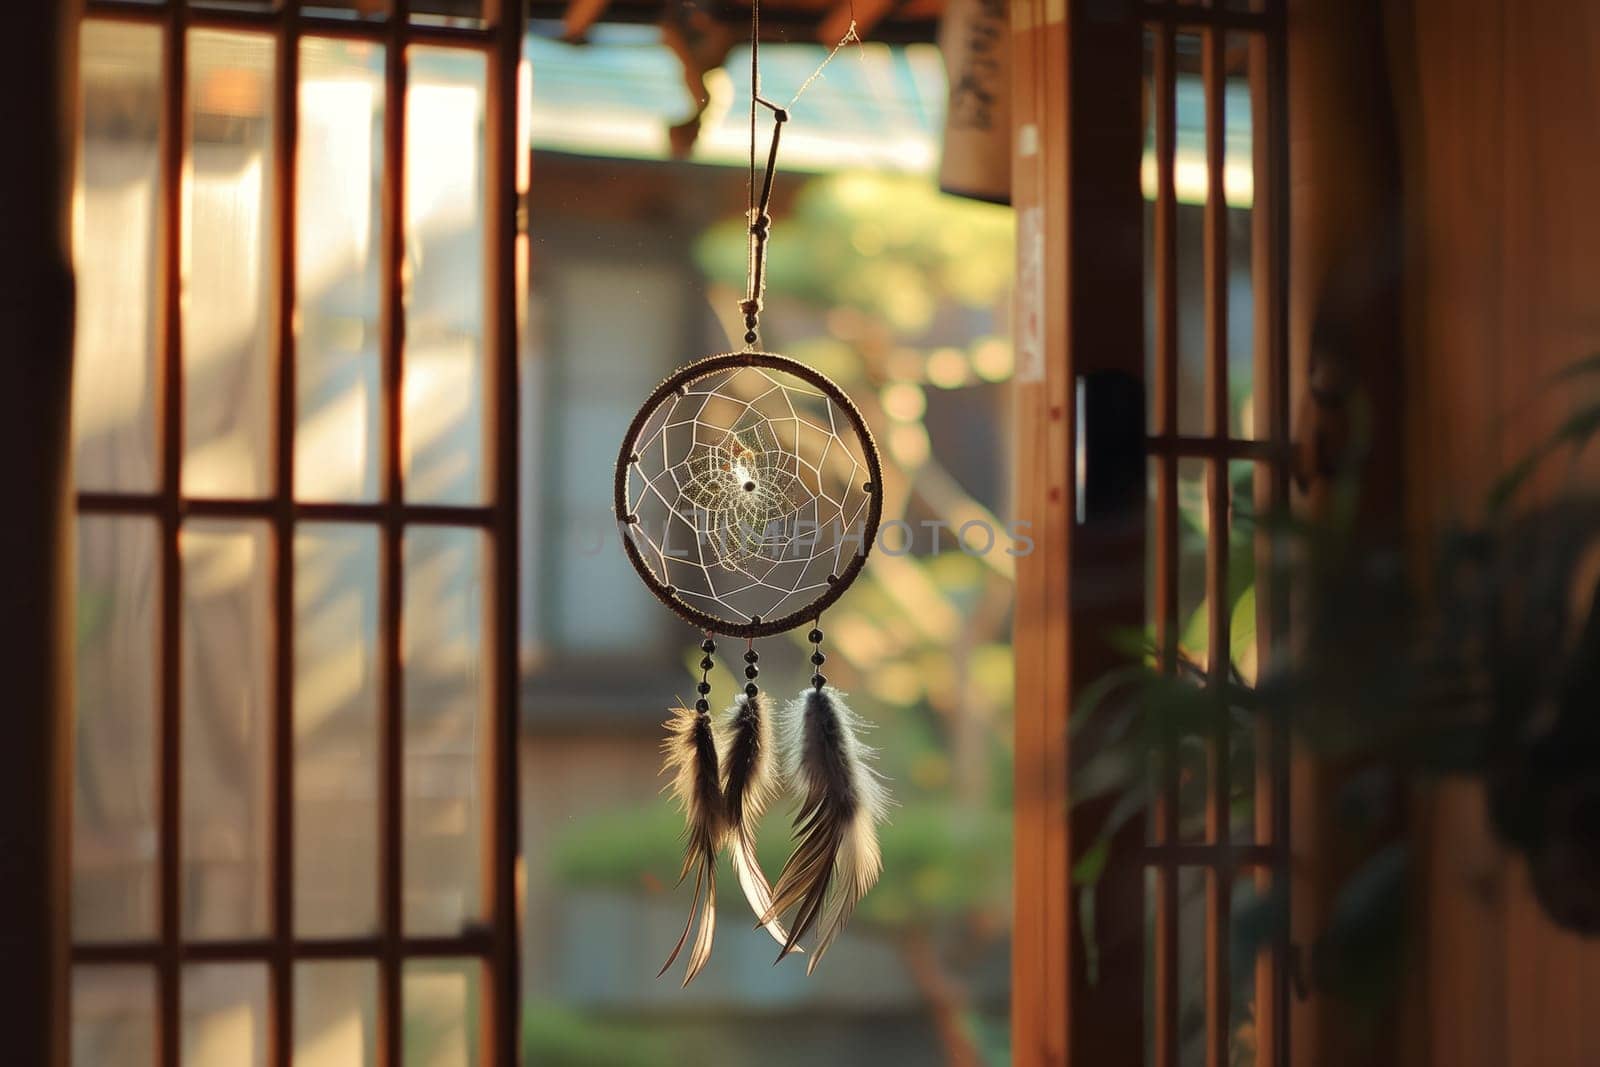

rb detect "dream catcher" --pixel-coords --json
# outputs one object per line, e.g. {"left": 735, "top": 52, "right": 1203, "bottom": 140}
{"left": 612, "top": 4, "right": 889, "bottom": 985}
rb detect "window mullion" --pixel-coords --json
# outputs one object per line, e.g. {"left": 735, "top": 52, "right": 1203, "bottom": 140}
{"left": 377, "top": 4, "right": 410, "bottom": 1067}
{"left": 156, "top": 9, "right": 188, "bottom": 1067}
{"left": 270, "top": 6, "right": 302, "bottom": 1067}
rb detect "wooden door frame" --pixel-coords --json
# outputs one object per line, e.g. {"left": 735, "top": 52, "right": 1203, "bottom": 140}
{"left": 1011, "top": 2, "right": 1148, "bottom": 1060}
{"left": 1011, "top": 2, "right": 1293, "bottom": 1064}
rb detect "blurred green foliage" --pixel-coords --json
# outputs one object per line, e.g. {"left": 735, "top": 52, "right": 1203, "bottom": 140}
{"left": 552, "top": 797, "right": 1011, "bottom": 929}
{"left": 697, "top": 172, "right": 1014, "bottom": 335}
{"left": 523, "top": 1004, "right": 683, "bottom": 1067}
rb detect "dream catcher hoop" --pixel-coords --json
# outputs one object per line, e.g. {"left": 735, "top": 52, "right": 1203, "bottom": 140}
{"left": 614, "top": 351, "right": 884, "bottom": 639}
{"left": 612, "top": 2, "right": 891, "bottom": 985}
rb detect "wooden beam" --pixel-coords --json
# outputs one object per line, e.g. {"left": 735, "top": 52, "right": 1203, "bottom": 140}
{"left": 1009, "top": 0, "right": 1071, "bottom": 1057}
{"left": 1011, "top": 0, "right": 1146, "bottom": 1062}
{"left": 0, "top": 2, "right": 80, "bottom": 1064}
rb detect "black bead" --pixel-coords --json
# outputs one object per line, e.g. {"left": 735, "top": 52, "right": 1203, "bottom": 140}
{"left": 744, "top": 665, "right": 759, "bottom": 680}
{"left": 745, "top": 683, "right": 759, "bottom": 698}
{"left": 807, "top": 628, "right": 823, "bottom": 644}
{"left": 862, "top": 481, "right": 874, "bottom": 493}
{"left": 697, "top": 681, "right": 711, "bottom": 695}
{"left": 695, "top": 698, "right": 710, "bottom": 713}
{"left": 701, "top": 638, "right": 716, "bottom": 653}
{"left": 744, "top": 330, "right": 758, "bottom": 344}
{"left": 699, "top": 656, "right": 714, "bottom": 671}
{"left": 743, "top": 649, "right": 759, "bottom": 663}
{"left": 811, "top": 651, "right": 825, "bottom": 666}
{"left": 812, "top": 674, "right": 826, "bottom": 689}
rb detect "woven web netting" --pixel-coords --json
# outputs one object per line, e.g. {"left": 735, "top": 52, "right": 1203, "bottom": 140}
{"left": 623, "top": 363, "right": 875, "bottom": 628}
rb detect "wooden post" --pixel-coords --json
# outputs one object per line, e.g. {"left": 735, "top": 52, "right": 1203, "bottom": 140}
{"left": 0, "top": 3, "right": 80, "bottom": 1065}
{"left": 1012, "top": 0, "right": 1146, "bottom": 1062}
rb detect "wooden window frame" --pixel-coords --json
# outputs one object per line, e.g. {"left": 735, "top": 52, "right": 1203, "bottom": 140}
{"left": 71, "top": 2, "right": 524, "bottom": 1064}
{"left": 1012, "top": 1, "right": 1290, "bottom": 1064}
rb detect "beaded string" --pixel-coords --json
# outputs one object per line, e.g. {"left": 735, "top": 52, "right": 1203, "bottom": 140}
{"left": 809, "top": 620, "right": 826, "bottom": 691}
{"left": 696, "top": 633, "right": 717, "bottom": 715}
{"left": 743, "top": 638, "right": 761, "bottom": 701}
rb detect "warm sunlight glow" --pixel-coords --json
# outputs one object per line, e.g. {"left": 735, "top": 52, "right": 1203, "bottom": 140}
{"left": 925, "top": 347, "right": 970, "bottom": 389}
{"left": 185, "top": 995, "right": 259, "bottom": 1065}
{"left": 183, "top": 525, "right": 259, "bottom": 596}
{"left": 881, "top": 381, "right": 927, "bottom": 422}
{"left": 299, "top": 80, "right": 377, "bottom": 294}
{"left": 401, "top": 53, "right": 487, "bottom": 506}
{"left": 1140, "top": 151, "right": 1255, "bottom": 208}
{"left": 297, "top": 1012, "right": 366, "bottom": 1067}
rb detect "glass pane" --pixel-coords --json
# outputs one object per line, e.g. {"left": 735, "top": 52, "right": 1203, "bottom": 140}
{"left": 1225, "top": 33, "right": 1259, "bottom": 440}
{"left": 403, "top": 528, "right": 487, "bottom": 934}
{"left": 1229, "top": 722, "right": 1259, "bottom": 847}
{"left": 295, "top": 525, "right": 380, "bottom": 936}
{"left": 403, "top": 48, "right": 487, "bottom": 506}
{"left": 1176, "top": 457, "right": 1209, "bottom": 667}
{"left": 297, "top": 39, "right": 386, "bottom": 503}
{"left": 1144, "top": 867, "right": 1159, "bottom": 1065}
{"left": 1226, "top": 460, "right": 1259, "bottom": 843}
{"left": 73, "top": 966, "right": 156, "bottom": 1067}
{"left": 1174, "top": 33, "right": 1207, "bottom": 437}
{"left": 75, "top": 21, "right": 163, "bottom": 494}
{"left": 1145, "top": 455, "right": 1159, "bottom": 651}
{"left": 1229, "top": 880, "right": 1261, "bottom": 1066}
{"left": 1142, "top": 29, "right": 1210, "bottom": 438}
{"left": 182, "top": 965, "right": 268, "bottom": 1067}
{"left": 184, "top": 30, "right": 277, "bottom": 499}
{"left": 74, "top": 516, "right": 160, "bottom": 942}
{"left": 296, "top": 962, "right": 378, "bottom": 1067}
{"left": 306, "top": 0, "right": 392, "bottom": 17}
{"left": 181, "top": 520, "right": 272, "bottom": 939}
{"left": 403, "top": 960, "right": 480, "bottom": 1067}
{"left": 1146, "top": 454, "right": 1217, "bottom": 847}
{"left": 1177, "top": 458, "right": 1209, "bottom": 842}
{"left": 1178, "top": 867, "right": 1205, "bottom": 1067}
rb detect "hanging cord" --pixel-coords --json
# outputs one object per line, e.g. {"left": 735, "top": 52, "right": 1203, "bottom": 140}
{"left": 739, "top": 1, "right": 860, "bottom": 351}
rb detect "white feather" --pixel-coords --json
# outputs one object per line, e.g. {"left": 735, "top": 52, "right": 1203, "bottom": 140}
{"left": 768, "top": 686, "right": 889, "bottom": 972}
